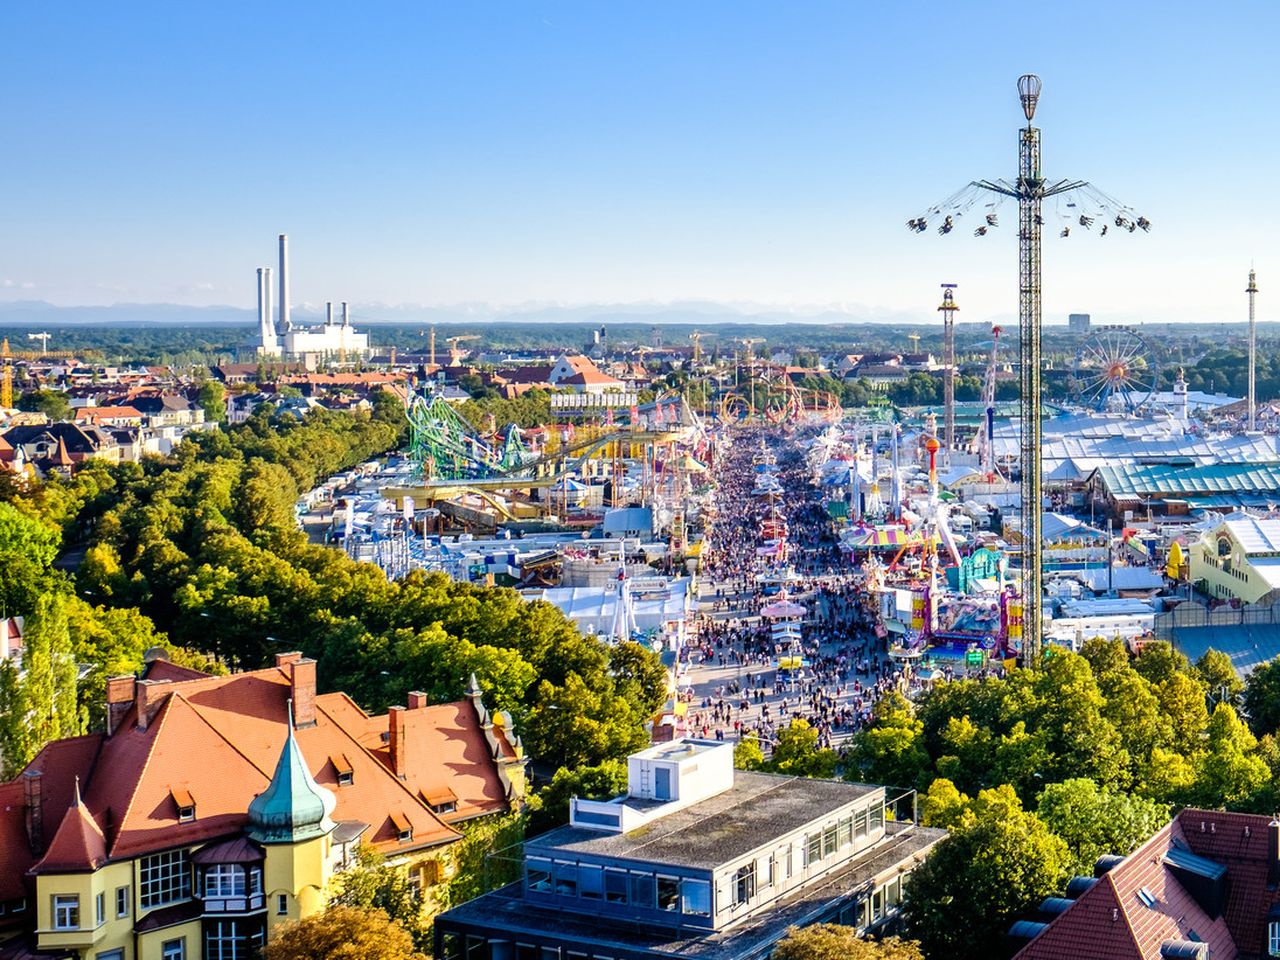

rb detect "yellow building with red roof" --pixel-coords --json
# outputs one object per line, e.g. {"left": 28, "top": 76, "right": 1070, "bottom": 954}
{"left": 0, "top": 653, "right": 525, "bottom": 960}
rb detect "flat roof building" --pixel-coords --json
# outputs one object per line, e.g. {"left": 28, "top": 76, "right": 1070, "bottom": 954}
{"left": 434, "top": 738, "right": 944, "bottom": 960}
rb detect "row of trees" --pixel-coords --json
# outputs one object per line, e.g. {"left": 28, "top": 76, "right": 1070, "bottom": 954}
{"left": 825, "top": 639, "right": 1277, "bottom": 959}
{"left": 0, "top": 395, "right": 668, "bottom": 793}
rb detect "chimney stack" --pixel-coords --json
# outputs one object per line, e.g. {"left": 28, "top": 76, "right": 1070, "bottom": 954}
{"left": 105, "top": 675, "right": 136, "bottom": 736}
{"left": 264, "top": 267, "right": 274, "bottom": 342}
{"left": 341, "top": 301, "right": 349, "bottom": 327}
{"left": 135, "top": 679, "right": 171, "bottom": 731}
{"left": 389, "top": 706, "right": 407, "bottom": 778}
{"left": 326, "top": 301, "right": 333, "bottom": 327}
{"left": 22, "top": 770, "right": 43, "bottom": 854}
{"left": 256, "top": 268, "right": 267, "bottom": 347}
{"left": 278, "top": 234, "right": 291, "bottom": 333}
{"left": 290, "top": 658, "right": 317, "bottom": 728}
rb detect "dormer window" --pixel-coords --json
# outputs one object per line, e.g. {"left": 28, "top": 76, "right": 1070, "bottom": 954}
{"left": 423, "top": 788, "right": 458, "bottom": 815}
{"left": 170, "top": 787, "right": 196, "bottom": 823}
{"left": 391, "top": 812, "right": 413, "bottom": 843}
{"left": 331, "top": 754, "right": 354, "bottom": 786}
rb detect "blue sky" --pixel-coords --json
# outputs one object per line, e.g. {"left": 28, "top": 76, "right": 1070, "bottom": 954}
{"left": 2, "top": 1, "right": 1276, "bottom": 324}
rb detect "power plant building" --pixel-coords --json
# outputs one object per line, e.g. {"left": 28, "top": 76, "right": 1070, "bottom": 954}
{"left": 254, "top": 235, "right": 371, "bottom": 363}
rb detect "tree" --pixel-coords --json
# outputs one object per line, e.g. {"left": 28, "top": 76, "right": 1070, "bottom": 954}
{"left": 2, "top": 593, "right": 82, "bottom": 774}
{"left": 197, "top": 380, "right": 227, "bottom": 423}
{"left": 531, "top": 759, "right": 628, "bottom": 832}
{"left": 16, "top": 389, "right": 71, "bottom": 421}
{"left": 1035, "top": 778, "right": 1169, "bottom": 875}
{"left": 522, "top": 672, "right": 649, "bottom": 770}
{"left": 608, "top": 641, "right": 669, "bottom": 719}
{"left": 845, "top": 692, "right": 931, "bottom": 789}
{"left": 772, "top": 924, "right": 924, "bottom": 960}
{"left": 918, "top": 778, "right": 970, "bottom": 830}
{"left": 735, "top": 734, "right": 765, "bottom": 771}
{"left": 768, "top": 719, "right": 838, "bottom": 778}
{"left": 903, "top": 786, "right": 1069, "bottom": 960}
{"left": 1193, "top": 703, "right": 1270, "bottom": 807}
{"left": 0, "top": 501, "right": 62, "bottom": 616}
{"left": 263, "top": 905, "right": 425, "bottom": 960}
{"left": 328, "top": 848, "right": 429, "bottom": 952}
{"left": 1244, "top": 658, "right": 1280, "bottom": 737}
{"left": 1133, "top": 640, "right": 1192, "bottom": 686}
{"left": 1195, "top": 648, "right": 1243, "bottom": 706}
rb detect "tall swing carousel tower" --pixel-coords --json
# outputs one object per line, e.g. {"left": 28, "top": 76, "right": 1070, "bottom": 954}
{"left": 909, "top": 75, "right": 1150, "bottom": 662}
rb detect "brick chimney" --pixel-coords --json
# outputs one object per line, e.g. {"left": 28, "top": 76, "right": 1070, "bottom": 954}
{"left": 275, "top": 651, "right": 303, "bottom": 668}
{"left": 135, "top": 679, "right": 171, "bottom": 731}
{"left": 389, "top": 706, "right": 407, "bottom": 779}
{"left": 105, "top": 675, "right": 136, "bottom": 736}
{"left": 22, "top": 770, "right": 43, "bottom": 854}
{"left": 407, "top": 691, "right": 428, "bottom": 710}
{"left": 290, "top": 659, "right": 317, "bottom": 728}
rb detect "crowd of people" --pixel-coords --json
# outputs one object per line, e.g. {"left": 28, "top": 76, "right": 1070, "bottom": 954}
{"left": 684, "top": 426, "right": 927, "bottom": 753}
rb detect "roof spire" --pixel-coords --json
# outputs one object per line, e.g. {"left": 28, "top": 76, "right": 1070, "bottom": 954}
{"left": 246, "top": 699, "right": 336, "bottom": 845}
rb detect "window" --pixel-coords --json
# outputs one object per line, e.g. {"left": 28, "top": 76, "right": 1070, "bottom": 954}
{"left": 409, "top": 871, "right": 423, "bottom": 904}
{"left": 177, "top": 805, "right": 195, "bottom": 822}
{"left": 554, "top": 863, "right": 577, "bottom": 897}
{"left": 871, "top": 887, "right": 885, "bottom": 922}
{"left": 53, "top": 895, "right": 79, "bottom": 930}
{"left": 805, "top": 833, "right": 822, "bottom": 865}
{"left": 604, "top": 869, "right": 628, "bottom": 904}
{"left": 1269, "top": 920, "right": 1280, "bottom": 956}
{"left": 441, "top": 932, "right": 462, "bottom": 960}
{"left": 96, "top": 891, "right": 105, "bottom": 926}
{"left": 657, "top": 876, "right": 680, "bottom": 912}
{"left": 838, "top": 817, "right": 853, "bottom": 848}
{"left": 578, "top": 866, "right": 603, "bottom": 900}
{"left": 822, "top": 825, "right": 838, "bottom": 858}
{"left": 205, "top": 920, "right": 263, "bottom": 960}
{"left": 630, "top": 873, "right": 655, "bottom": 908}
{"left": 734, "top": 864, "right": 755, "bottom": 905}
{"left": 761, "top": 855, "right": 774, "bottom": 889}
{"left": 870, "top": 804, "right": 884, "bottom": 831}
{"left": 96, "top": 952, "right": 123, "bottom": 960}
{"left": 162, "top": 940, "right": 186, "bottom": 960}
{"left": 115, "top": 886, "right": 129, "bottom": 918}
{"left": 885, "top": 876, "right": 902, "bottom": 909}
{"left": 205, "top": 865, "right": 248, "bottom": 898}
{"left": 276, "top": 894, "right": 288, "bottom": 916}
{"left": 466, "top": 936, "right": 488, "bottom": 960}
{"left": 526, "top": 859, "right": 552, "bottom": 893}
{"left": 139, "top": 849, "right": 192, "bottom": 908}
{"left": 681, "top": 879, "right": 711, "bottom": 916}
{"left": 855, "top": 808, "right": 868, "bottom": 838}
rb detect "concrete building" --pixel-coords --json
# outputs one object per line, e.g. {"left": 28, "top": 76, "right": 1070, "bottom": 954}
{"left": 1191, "top": 514, "right": 1280, "bottom": 604}
{"left": 435, "top": 738, "right": 944, "bottom": 960}
{"left": 256, "top": 236, "right": 370, "bottom": 363}
{"left": 1068, "top": 313, "right": 1091, "bottom": 334}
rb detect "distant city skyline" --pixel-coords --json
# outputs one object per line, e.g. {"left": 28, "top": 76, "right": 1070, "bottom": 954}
{"left": 3, "top": 1, "right": 1277, "bottom": 324}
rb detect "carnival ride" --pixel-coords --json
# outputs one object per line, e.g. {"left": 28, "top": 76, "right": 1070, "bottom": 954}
{"left": 1071, "top": 326, "right": 1158, "bottom": 413}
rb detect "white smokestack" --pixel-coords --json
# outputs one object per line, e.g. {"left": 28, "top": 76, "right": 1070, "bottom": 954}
{"left": 264, "top": 268, "right": 274, "bottom": 349}
{"left": 278, "top": 234, "right": 290, "bottom": 333}
{"left": 256, "top": 268, "right": 267, "bottom": 348}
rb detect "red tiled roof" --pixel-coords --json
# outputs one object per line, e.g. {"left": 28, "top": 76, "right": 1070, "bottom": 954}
{"left": 33, "top": 786, "right": 107, "bottom": 874}
{"left": 1014, "top": 810, "right": 1267, "bottom": 960}
{"left": 0, "top": 783, "right": 32, "bottom": 900}
{"left": 350, "top": 696, "right": 511, "bottom": 822}
{"left": 142, "top": 659, "right": 213, "bottom": 683}
{"left": 1177, "top": 809, "right": 1280, "bottom": 958}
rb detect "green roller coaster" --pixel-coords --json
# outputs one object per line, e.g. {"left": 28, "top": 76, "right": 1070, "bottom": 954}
{"left": 408, "top": 394, "right": 530, "bottom": 481}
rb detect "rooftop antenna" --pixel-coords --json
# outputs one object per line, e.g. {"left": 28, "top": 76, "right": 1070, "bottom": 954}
{"left": 908, "top": 74, "right": 1150, "bottom": 663}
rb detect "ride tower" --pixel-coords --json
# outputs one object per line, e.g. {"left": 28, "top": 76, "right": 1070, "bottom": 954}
{"left": 938, "top": 284, "right": 958, "bottom": 468}
{"left": 908, "top": 74, "right": 1150, "bottom": 663}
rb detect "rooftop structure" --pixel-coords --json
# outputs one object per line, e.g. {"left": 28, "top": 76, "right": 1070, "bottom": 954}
{"left": 434, "top": 738, "right": 943, "bottom": 960}
{"left": 1011, "top": 808, "right": 1280, "bottom": 960}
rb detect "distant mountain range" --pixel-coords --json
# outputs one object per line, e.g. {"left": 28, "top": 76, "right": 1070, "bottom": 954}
{"left": 0, "top": 299, "right": 925, "bottom": 327}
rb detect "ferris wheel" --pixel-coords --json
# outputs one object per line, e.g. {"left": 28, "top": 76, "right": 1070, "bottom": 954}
{"left": 1071, "top": 326, "right": 1159, "bottom": 413}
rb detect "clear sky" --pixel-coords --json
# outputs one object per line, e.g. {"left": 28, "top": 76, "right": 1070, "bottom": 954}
{"left": 2, "top": 0, "right": 1277, "bottom": 325}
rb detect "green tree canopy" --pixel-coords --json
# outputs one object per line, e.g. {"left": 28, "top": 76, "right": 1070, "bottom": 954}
{"left": 1035, "top": 778, "right": 1169, "bottom": 875}
{"left": 772, "top": 924, "right": 924, "bottom": 960}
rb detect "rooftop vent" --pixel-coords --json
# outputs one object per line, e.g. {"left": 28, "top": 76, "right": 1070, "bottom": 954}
{"left": 1037, "top": 897, "right": 1074, "bottom": 920}
{"left": 1159, "top": 940, "right": 1208, "bottom": 960}
{"left": 1064, "top": 876, "right": 1097, "bottom": 899}
{"left": 1094, "top": 854, "right": 1126, "bottom": 877}
{"left": 1006, "top": 920, "right": 1048, "bottom": 955}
